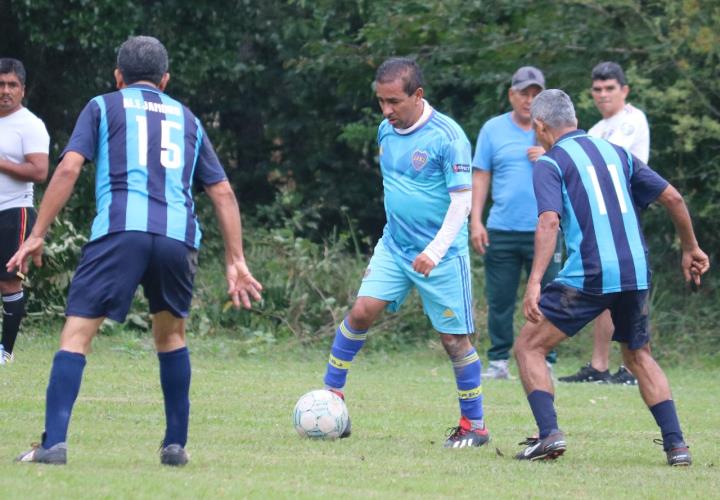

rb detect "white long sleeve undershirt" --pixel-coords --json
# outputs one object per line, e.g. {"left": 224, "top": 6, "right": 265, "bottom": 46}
{"left": 422, "top": 189, "right": 472, "bottom": 265}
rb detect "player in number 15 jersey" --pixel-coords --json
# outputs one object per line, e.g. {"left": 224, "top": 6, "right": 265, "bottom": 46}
{"left": 10, "top": 36, "right": 262, "bottom": 466}
{"left": 64, "top": 74, "right": 224, "bottom": 249}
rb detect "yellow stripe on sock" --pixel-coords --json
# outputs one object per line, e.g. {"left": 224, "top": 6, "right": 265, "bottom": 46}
{"left": 453, "top": 351, "right": 480, "bottom": 369}
{"left": 339, "top": 322, "right": 367, "bottom": 341}
{"left": 458, "top": 385, "right": 482, "bottom": 400}
{"left": 329, "top": 354, "right": 352, "bottom": 370}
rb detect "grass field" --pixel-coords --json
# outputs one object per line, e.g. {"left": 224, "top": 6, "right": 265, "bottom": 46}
{"left": 1, "top": 333, "right": 718, "bottom": 499}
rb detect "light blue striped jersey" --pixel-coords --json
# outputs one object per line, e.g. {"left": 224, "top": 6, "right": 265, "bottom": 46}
{"left": 62, "top": 83, "right": 227, "bottom": 249}
{"left": 377, "top": 107, "right": 472, "bottom": 262}
{"left": 533, "top": 130, "right": 668, "bottom": 293}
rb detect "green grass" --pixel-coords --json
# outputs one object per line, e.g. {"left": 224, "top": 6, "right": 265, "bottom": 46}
{"left": 1, "top": 333, "right": 718, "bottom": 499}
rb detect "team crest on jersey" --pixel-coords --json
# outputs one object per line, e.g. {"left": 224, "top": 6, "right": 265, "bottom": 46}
{"left": 620, "top": 122, "right": 635, "bottom": 136}
{"left": 411, "top": 149, "right": 429, "bottom": 171}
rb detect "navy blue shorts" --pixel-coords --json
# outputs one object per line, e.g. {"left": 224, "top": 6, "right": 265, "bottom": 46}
{"left": 66, "top": 231, "right": 198, "bottom": 322}
{"left": 539, "top": 282, "right": 651, "bottom": 350}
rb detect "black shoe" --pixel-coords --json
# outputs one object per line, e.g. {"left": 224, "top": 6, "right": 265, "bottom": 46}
{"left": 328, "top": 388, "right": 351, "bottom": 438}
{"left": 160, "top": 444, "right": 189, "bottom": 466}
{"left": 655, "top": 439, "right": 691, "bottom": 466}
{"left": 608, "top": 366, "right": 637, "bottom": 385}
{"left": 515, "top": 430, "right": 567, "bottom": 461}
{"left": 558, "top": 363, "right": 610, "bottom": 383}
{"left": 444, "top": 416, "right": 490, "bottom": 448}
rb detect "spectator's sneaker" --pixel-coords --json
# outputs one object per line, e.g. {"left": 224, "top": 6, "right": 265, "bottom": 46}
{"left": 482, "top": 360, "right": 510, "bottom": 380}
{"left": 15, "top": 441, "right": 67, "bottom": 465}
{"left": 608, "top": 366, "right": 637, "bottom": 385}
{"left": 655, "top": 439, "right": 692, "bottom": 466}
{"left": 558, "top": 363, "right": 610, "bottom": 383}
{"left": 0, "top": 345, "right": 12, "bottom": 365}
{"left": 515, "top": 430, "right": 566, "bottom": 461}
{"left": 160, "top": 444, "right": 189, "bottom": 466}
{"left": 444, "top": 416, "right": 490, "bottom": 448}
{"left": 327, "top": 388, "right": 351, "bottom": 438}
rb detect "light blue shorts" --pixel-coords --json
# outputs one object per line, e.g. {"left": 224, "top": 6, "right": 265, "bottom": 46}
{"left": 357, "top": 239, "right": 474, "bottom": 334}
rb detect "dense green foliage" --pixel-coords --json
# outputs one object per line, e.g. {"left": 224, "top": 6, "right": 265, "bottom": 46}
{"left": 1, "top": 1, "right": 718, "bottom": 351}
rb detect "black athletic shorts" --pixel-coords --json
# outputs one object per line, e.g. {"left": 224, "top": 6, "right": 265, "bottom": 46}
{"left": 0, "top": 207, "right": 36, "bottom": 281}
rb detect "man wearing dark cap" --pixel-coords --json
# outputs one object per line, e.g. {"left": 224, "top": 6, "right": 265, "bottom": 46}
{"left": 470, "top": 66, "right": 561, "bottom": 379}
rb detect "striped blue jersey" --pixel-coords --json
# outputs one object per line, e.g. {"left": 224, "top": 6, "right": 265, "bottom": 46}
{"left": 533, "top": 130, "right": 668, "bottom": 293}
{"left": 62, "top": 83, "right": 227, "bottom": 249}
{"left": 378, "top": 108, "right": 472, "bottom": 262}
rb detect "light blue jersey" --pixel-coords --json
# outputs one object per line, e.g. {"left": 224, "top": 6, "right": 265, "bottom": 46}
{"left": 378, "top": 109, "right": 472, "bottom": 262}
{"left": 472, "top": 112, "right": 538, "bottom": 231}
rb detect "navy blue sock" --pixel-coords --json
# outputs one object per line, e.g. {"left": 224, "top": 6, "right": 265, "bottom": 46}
{"left": 158, "top": 347, "right": 191, "bottom": 447}
{"left": 650, "top": 400, "right": 684, "bottom": 450}
{"left": 44, "top": 350, "right": 86, "bottom": 448}
{"left": 527, "top": 390, "right": 558, "bottom": 439}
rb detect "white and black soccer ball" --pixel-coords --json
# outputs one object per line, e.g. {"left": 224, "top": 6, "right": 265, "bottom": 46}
{"left": 293, "top": 389, "right": 349, "bottom": 439}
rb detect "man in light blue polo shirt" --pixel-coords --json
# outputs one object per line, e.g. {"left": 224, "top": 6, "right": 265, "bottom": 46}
{"left": 470, "top": 66, "right": 560, "bottom": 379}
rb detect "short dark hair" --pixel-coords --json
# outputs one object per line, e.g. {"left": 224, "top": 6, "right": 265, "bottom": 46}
{"left": 116, "top": 36, "right": 169, "bottom": 85}
{"left": 591, "top": 61, "right": 626, "bottom": 86}
{"left": 0, "top": 58, "right": 26, "bottom": 85}
{"left": 375, "top": 57, "right": 424, "bottom": 95}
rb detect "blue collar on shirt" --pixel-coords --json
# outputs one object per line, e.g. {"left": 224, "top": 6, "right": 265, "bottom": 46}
{"left": 127, "top": 82, "right": 163, "bottom": 94}
{"left": 555, "top": 129, "right": 587, "bottom": 145}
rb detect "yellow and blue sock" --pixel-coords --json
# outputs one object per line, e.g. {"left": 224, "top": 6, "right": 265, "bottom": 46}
{"left": 527, "top": 390, "right": 558, "bottom": 438}
{"left": 323, "top": 318, "right": 367, "bottom": 390}
{"left": 452, "top": 348, "right": 484, "bottom": 426}
{"left": 44, "top": 350, "right": 86, "bottom": 448}
{"left": 158, "top": 347, "right": 191, "bottom": 448}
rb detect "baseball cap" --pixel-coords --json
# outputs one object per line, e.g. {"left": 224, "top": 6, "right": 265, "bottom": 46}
{"left": 511, "top": 66, "right": 545, "bottom": 90}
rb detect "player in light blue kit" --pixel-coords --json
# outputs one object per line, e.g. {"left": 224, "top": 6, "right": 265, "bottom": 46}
{"left": 321, "top": 58, "right": 488, "bottom": 448}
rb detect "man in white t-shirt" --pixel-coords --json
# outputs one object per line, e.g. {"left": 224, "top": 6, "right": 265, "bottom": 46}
{"left": 0, "top": 58, "right": 49, "bottom": 364}
{"left": 559, "top": 61, "right": 649, "bottom": 386}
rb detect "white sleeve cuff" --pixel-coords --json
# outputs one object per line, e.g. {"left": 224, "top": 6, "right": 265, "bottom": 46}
{"left": 422, "top": 190, "right": 472, "bottom": 265}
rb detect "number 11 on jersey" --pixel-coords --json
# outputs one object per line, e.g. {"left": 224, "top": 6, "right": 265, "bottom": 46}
{"left": 586, "top": 164, "right": 628, "bottom": 215}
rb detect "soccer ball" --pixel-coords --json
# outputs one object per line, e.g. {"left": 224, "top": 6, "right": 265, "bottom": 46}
{"left": 293, "top": 389, "right": 349, "bottom": 439}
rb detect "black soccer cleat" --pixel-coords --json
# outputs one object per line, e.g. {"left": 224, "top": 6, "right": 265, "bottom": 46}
{"left": 558, "top": 363, "right": 610, "bottom": 383}
{"left": 327, "top": 388, "right": 351, "bottom": 438}
{"left": 444, "top": 416, "right": 490, "bottom": 448}
{"left": 607, "top": 366, "right": 637, "bottom": 385}
{"left": 160, "top": 444, "right": 189, "bottom": 466}
{"left": 655, "top": 439, "right": 691, "bottom": 466}
{"left": 515, "top": 430, "right": 567, "bottom": 461}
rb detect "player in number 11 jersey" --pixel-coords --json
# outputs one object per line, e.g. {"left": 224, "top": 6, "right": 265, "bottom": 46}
{"left": 513, "top": 89, "right": 708, "bottom": 466}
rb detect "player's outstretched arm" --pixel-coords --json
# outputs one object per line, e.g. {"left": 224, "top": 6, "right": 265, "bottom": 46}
{"left": 205, "top": 180, "right": 263, "bottom": 309}
{"left": 656, "top": 185, "right": 710, "bottom": 285}
{"left": 6, "top": 151, "right": 84, "bottom": 275}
